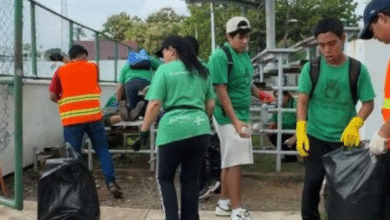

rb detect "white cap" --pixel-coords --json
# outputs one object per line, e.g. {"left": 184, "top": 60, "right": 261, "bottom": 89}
{"left": 226, "top": 16, "right": 251, "bottom": 34}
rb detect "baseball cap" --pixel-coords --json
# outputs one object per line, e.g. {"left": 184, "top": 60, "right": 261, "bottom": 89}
{"left": 226, "top": 16, "right": 251, "bottom": 34}
{"left": 359, "top": 0, "right": 390, "bottom": 39}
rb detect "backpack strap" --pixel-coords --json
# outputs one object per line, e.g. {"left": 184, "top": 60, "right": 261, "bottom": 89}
{"left": 220, "top": 45, "right": 234, "bottom": 118}
{"left": 309, "top": 56, "right": 321, "bottom": 99}
{"left": 348, "top": 57, "right": 361, "bottom": 104}
{"left": 221, "top": 45, "right": 233, "bottom": 76}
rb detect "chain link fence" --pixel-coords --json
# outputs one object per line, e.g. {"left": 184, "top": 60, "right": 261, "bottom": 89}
{"left": 0, "top": 0, "right": 15, "bottom": 76}
{"left": 0, "top": 0, "right": 134, "bottom": 80}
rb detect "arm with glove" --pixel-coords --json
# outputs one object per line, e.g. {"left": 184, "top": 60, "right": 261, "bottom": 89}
{"left": 133, "top": 101, "right": 162, "bottom": 152}
{"left": 251, "top": 84, "right": 274, "bottom": 104}
{"left": 370, "top": 108, "right": 390, "bottom": 155}
{"left": 296, "top": 93, "right": 310, "bottom": 157}
{"left": 340, "top": 101, "right": 374, "bottom": 147}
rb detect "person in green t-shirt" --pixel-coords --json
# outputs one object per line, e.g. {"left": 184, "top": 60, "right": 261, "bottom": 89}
{"left": 102, "top": 94, "right": 122, "bottom": 126}
{"left": 208, "top": 17, "right": 273, "bottom": 220}
{"left": 134, "top": 35, "right": 215, "bottom": 220}
{"left": 268, "top": 90, "right": 297, "bottom": 163}
{"left": 297, "top": 18, "right": 375, "bottom": 220}
{"left": 116, "top": 49, "right": 162, "bottom": 121}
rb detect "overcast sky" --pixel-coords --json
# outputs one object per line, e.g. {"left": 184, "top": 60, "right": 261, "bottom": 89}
{"left": 33, "top": 0, "right": 188, "bottom": 31}
{"left": 33, "top": 0, "right": 368, "bottom": 32}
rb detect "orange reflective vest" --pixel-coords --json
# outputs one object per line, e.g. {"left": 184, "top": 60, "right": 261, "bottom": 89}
{"left": 383, "top": 60, "right": 390, "bottom": 122}
{"left": 57, "top": 60, "right": 102, "bottom": 126}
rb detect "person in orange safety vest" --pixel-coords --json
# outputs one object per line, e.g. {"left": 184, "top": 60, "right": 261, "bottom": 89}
{"left": 49, "top": 44, "right": 123, "bottom": 198}
{"left": 359, "top": 0, "right": 390, "bottom": 154}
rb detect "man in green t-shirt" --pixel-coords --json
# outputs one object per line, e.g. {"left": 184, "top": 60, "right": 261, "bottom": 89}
{"left": 296, "top": 18, "right": 375, "bottom": 220}
{"left": 268, "top": 90, "right": 297, "bottom": 163}
{"left": 208, "top": 16, "right": 273, "bottom": 220}
{"left": 116, "top": 50, "right": 161, "bottom": 121}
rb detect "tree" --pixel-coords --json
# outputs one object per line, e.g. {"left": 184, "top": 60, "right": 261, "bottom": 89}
{"left": 183, "top": 0, "right": 358, "bottom": 61}
{"left": 125, "top": 7, "right": 186, "bottom": 53}
{"left": 102, "top": 12, "right": 135, "bottom": 41}
{"left": 74, "top": 26, "right": 86, "bottom": 41}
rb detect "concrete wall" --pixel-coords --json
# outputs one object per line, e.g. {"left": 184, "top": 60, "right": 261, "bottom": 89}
{"left": 347, "top": 39, "right": 390, "bottom": 140}
{"left": 0, "top": 79, "right": 116, "bottom": 175}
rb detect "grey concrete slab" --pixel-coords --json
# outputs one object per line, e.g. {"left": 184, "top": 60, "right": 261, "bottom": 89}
{"left": 0, "top": 201, "right": 302, "bottom": 220}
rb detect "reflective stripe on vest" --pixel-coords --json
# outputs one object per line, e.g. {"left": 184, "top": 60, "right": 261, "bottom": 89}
{"left": 382, "top": 98, "right": 390, "bottom": 122}
{"left": 58, "top": 61, "right": 102, "bottom": 126}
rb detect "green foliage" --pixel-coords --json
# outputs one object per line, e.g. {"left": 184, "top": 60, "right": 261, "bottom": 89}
{"left": 183, "top": 0, "right": 358, "bottom": 60}
{"left": 102, "top": 0, "right": 358, "bottom": 59}
{"left": 102, "top": 12, "right": 137, "bottom": 41}
{"left": 125, "top": 7, "right": 186, "bottom": 53}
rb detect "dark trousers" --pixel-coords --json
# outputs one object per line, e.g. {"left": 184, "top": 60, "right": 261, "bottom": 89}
{"left": 269, "top": 133, "right": 297, "bottom": 160}
{"left": 157, "top": 135, "right": 209, "bottom": 220}
{"left": 301, "top": 135, "right": 343, "bottom": 220}
{"left": 124, "top": 78, "right": 150, "bottom": 110}
{"left": 63, "top": 121, "right": 115, "bottom": 185}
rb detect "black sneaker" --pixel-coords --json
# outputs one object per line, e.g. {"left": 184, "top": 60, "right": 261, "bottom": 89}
{"left": 208, "top": 179, "right": 221, "bottom": 193}
{"left": 199, "top": 184, "right": 211, "bottom": 200}
{"left": 108, "top": 181, "right": 123, "bottom": 198}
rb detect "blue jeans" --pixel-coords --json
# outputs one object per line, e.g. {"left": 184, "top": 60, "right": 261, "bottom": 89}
{"left": 124, "top": 77, "right": 150, "bottom": 110}
{"left": 63, "top": 121, "right": 116, "bottom": 185}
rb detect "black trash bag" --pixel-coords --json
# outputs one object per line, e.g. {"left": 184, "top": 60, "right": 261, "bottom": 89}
{"left": 38, "top": 144, "right": 100, "bottom": 220}
{"left": 323, "top": 146, "right": 390, "bottom": 220}
{"left": 208, "top": 133, "right": 221, "bottom": 181}
{"left": 199, "top": 133, "right": 222, "bottom": 190}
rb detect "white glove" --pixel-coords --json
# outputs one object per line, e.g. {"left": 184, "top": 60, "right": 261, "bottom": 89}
{"left": 368, "top": 132, "right": 389, "bottom": 155}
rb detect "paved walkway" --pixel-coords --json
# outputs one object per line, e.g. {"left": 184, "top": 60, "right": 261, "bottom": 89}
{"left": 0, "top": 200, "right": 302, "bottom": 220}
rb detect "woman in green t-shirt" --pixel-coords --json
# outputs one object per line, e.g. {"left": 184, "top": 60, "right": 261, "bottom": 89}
{"left": 134, "top": 35, "right": 215, "bottom": 220}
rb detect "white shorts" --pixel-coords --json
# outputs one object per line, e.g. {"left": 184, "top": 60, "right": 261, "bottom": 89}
{"left": 213, "top": 119, "right": 254, "bottom": 168}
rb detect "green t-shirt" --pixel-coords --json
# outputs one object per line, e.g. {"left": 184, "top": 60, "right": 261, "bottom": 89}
{"left": 208, "top": 42, "right": 254, "bottom": 125}
{"left": 146, "top": 60, "right": 215, "bottom": 146}
{"left": 104, "top": 95, "right": 117, "bottom": 108}
{"left": 298, "top": 57, "right": 376, "bottom": 142}
{"left": 118, "top": 56, "right": 162, "bottom": 83}
{"left": 271, "top": 98, "right": 297, "bottom": 130}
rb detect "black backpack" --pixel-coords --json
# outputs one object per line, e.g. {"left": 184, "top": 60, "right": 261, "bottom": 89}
{"left": 309, "top": 56, "right": 361, "bottom": 104}
{"left": 221, "top": 45, "right": 234, "bottom": 76}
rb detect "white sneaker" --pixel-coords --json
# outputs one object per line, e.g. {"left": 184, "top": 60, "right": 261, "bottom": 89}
{"left": 215, "top": 203, "right": 231, "bottom": 216}
{"left": 231, "top": 208, "right": 251, "bottom": 220}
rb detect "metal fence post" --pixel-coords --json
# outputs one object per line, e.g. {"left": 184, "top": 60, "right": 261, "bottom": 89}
{"left": 30, "top": 1, "right": 37, "bottom": 77}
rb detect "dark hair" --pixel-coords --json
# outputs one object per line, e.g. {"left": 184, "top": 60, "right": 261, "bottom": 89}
{"left": 68, "top": 44, "right": 88, "bottom": 59}
{"left": 184, "top": 36, "right": 199, "bottom": 56}
{"left": 160, "top": 35, "right": 208, "bottom": 79}
{"left": 313, "top": 18, "right": 344, "bottom": 39}
{"left": 228, "top": 29, "right": 250, "bottom": 38}
{"left": 371, "top": 8, "right": 390, "bottom": 25}
{"left": 273, "top": 90, "right": 291, "bottom": 97}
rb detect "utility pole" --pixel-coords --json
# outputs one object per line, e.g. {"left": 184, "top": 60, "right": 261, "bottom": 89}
{"left": 210, "top": 3, "right": 216, "bottom": 53}
{"left": 265, "top": 0, "right": 275, "bottom": 49}
{"left": 61, "top": 0, "right": 68, "bottom": 49}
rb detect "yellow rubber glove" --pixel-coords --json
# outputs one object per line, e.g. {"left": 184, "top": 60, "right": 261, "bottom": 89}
{"left": 296, "top": 120, "right": 310, "bottom": 157}
{"left": 340, "top": 116, "right": 364, "bottom": 147}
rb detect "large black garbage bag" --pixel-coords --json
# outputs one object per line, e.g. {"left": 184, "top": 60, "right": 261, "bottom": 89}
{"left": 323, "top": 146, "right": 390, "bottom": 220}
{"left": 38, "top": 144, "right": 100, "bottom": 220}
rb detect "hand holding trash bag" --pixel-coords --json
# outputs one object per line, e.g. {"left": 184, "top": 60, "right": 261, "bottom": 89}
{"left": 369, "top": 131, "right": 388, "bottom": 155}
{"left": 341, "top": 116, "right": 363, "bottom": 147}
{"left": 133, "top": 130, "right": 149, "bottom": 152}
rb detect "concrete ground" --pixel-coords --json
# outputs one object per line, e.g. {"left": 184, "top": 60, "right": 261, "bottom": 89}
{"left": 0, "top": 200, "right": 302, "bottom": 220}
